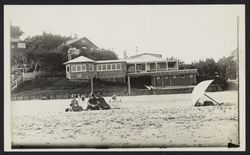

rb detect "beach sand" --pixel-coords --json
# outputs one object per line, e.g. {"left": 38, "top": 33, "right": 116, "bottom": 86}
{"left": 11, "top": 91, "right": 238, "bottom": 148}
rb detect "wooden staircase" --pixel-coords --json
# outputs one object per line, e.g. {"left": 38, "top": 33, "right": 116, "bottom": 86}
{"left": 11, "top": 75, "right": 24, "bottom": 91}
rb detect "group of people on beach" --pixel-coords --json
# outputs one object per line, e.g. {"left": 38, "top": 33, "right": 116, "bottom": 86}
{"left": 65, "top": 92, "right": 111, "bottom": 112}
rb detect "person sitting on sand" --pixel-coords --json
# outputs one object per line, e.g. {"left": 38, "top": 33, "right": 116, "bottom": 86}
{"left": 109, "top": 94, "right": 121, "bottom": 109}
{"left": 96, "top": 93, "right": 111, "bottom": 110}
{"left": 81, "top": 94, "right": 85, "bottom": 101}
{"left": 69, "top": 94, "right": 84, "bottom": 112}
{"left": 70, "top": 94, "right": 79, "bottom": 106}
{"left": 85, "top": 92, "right": 100, "bottom": 110}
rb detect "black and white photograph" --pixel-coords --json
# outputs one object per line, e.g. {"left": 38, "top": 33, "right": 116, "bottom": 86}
{"left": 4, "top": 5, "right": 245, "bottom": 151}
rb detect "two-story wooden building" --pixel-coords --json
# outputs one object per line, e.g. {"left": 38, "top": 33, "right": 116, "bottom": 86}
{"left": 64, "top": 53, "right": 198, "bottom": 92}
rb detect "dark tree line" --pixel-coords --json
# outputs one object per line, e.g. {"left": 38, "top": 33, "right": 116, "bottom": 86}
{"left": 180, "top": 55, "right": 237, "bottom": 80}
{"left": 179, "top": 54, "right": 238, "bottom": 90}
{"left": 11, "top": 25, "right": 118, "bottom": 72}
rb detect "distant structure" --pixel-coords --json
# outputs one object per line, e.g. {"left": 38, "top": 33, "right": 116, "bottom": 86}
{"left": 59, "top": 37, "right": 98, "bottom": 50}
{"left": 59, "top": 37, "right": 100, "bottom": 60}
{"left": 11, "top": 37, "right": 27, "bottom": 72}
{"left": 63, "top": 53, "right": 198, "bottom": 92}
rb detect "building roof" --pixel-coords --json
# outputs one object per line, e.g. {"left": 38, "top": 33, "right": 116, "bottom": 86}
{"left": 60, "top": 37, "right": 99, "bottom": 49}
{"left": 11, "top": 38, "right": 20, "bottom": 43}
{"left": 63, "top": 56, "right": 95, "bottom": 65}
{"left": 97, "top": 59, "right": 126, "bottom": 63}
{"left": 130, "top": 53, "right": 162, "bottom": 59}
{"left": 125, "top": 54, "right": 166, "bottom": 64}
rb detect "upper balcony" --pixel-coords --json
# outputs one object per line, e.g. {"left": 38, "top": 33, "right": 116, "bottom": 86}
{"left": 126, "top": 61, "right": 178, "bottom": 74}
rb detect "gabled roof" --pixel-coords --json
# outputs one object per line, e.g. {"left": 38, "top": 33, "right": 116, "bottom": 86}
{"left": 63, "top": 56, "right": 95, "bottom": 65}
{"left": 60, "top": 37, "right": 98, "bottom": 49}
{"left": 130, "top": 53, "right": 162, "bottom": 59}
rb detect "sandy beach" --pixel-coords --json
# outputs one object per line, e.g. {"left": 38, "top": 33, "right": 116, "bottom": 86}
{"left": 11, "top": 90, "right": 238, "bottom": 148}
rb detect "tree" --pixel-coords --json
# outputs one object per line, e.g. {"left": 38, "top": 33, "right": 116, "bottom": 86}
{"left": 11, "top": 25, "right": 24, "bottom": 38}
{"left": 25, "top": 32, "right": 71, "bottom": 71}
{"left": 217, "top": 55, "right": 237, "bottom": 80}
{"left": 190, "top": 58, "right": 219, "bottom": 77}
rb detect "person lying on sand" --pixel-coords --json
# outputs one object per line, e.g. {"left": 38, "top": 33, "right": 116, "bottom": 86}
{"left": 194, "top": 100, "right": 215, "bottom": 107}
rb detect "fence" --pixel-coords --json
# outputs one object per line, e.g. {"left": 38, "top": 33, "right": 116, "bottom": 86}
{"left": 11, "top": 87, "right": 196, "bottom": 101}
{"left": 23, "top": 72, "right": 35, "bottom": 81}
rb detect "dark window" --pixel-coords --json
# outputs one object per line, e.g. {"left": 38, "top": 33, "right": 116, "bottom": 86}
{"left": 103, "top": 64, "right": 106, "bottom": 70}
{"left": 149, "top": 63, "right": 156, "bottom": 70}
{"left": 117, "top": 63, "right": 121, "bottom": 70}
{"left": 97, "top": 65, "right": 102, "bottom": 71}
{"left": 77, "top": 65, "right": 81, "bottom": 71}
{"left": 136, "top": 64, "right": 145, "bottom": 71}
{"left": 107, "top": 64, "right": 111, "bottom": 70}
{"left": 71, "top": 65, "right": 76, "bottom": 72}
{"left": 158, "top": 63, "right": 166, "bottom": 70}
{"left": 112, "top": 64, "right": 116, "bottom": 70}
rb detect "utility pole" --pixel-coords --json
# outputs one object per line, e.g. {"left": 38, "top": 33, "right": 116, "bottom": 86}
{"left": 236, "top": 16, "right": 239, "bottom": 81}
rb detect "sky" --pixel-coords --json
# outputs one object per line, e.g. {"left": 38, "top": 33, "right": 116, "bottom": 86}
{"left": 5, "top": 5, "right": 245, "bottom": 63}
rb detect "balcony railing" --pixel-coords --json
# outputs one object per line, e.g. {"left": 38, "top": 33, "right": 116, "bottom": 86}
{"left": 127, "top": 67, "right": 178, "bottom": 73}
{"left": 127, "top": 69, "right": 198, "bottom": 77}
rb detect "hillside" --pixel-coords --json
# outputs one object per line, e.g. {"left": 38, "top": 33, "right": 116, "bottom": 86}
{"left": 12, "top": 77, "right": 127, "bottom": 97}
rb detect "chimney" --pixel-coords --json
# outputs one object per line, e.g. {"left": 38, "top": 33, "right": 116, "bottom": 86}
{"left": 68, "top": 49, "right": 72, "bottom": 61}
{"left": 123, "top": 51, "right": 128, "bottom": 59}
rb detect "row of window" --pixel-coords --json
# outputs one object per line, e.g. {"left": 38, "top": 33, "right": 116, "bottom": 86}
{"left": 156, "top": 74, "right": 194, "bottom": 80}
{"left": 67, "top": 63, "right": 122, "bottom": 72}
{"left": 97, "top": 63, "right": 121, "bottom": 71}
{"left": 127, "top": 63, "right": 168, "bottom": 71}
{"left": 68, "top": 64, "right": 94, "bottom": 73}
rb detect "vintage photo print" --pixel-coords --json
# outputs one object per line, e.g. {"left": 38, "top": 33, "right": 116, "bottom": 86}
{"left": 4, "top": 5, "right": 245, "bottom": 151}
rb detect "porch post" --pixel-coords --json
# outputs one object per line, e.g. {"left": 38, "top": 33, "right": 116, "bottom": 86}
{"left": 155, "top": 62, "right": 157, "bottom": 72}
{"left": 166, "top": 59, "right": 168, "bottom": 71}
{"left": 128, "top": 76, "right": 131, "bottom": 96}
{"left": 161, "top": 76, "right": 164, "bottom": 86}
{"left": 169, "top": 75, "right": 172, "bottom": 86}
{"left": 90, "top": 78, "right": 94, "bottom": 93}
{"left": 153, "top": 76, "right": 156, "bottom": 86}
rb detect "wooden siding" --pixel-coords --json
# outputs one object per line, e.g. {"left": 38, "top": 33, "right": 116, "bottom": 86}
{"left": 66, "top": 62, "right": 96, "bottom": 80}
{"left": 151, "top": 73, "right": 197, "bottom": 87}
{"left": 96, "top": 62, "right": 126, "bottom": 79}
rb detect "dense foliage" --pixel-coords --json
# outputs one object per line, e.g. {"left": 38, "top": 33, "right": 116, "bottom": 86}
{"left": 179, "top": 53, "right": 238, "bottom": 90}
{"left": 11, "top": 25, "right": 24, "bottom": 38}
{"left": 23, "top": 32, "right": 118, "bottom": 72}
{"left": 24, "top": 32, "right": 71, "bottom": 71}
